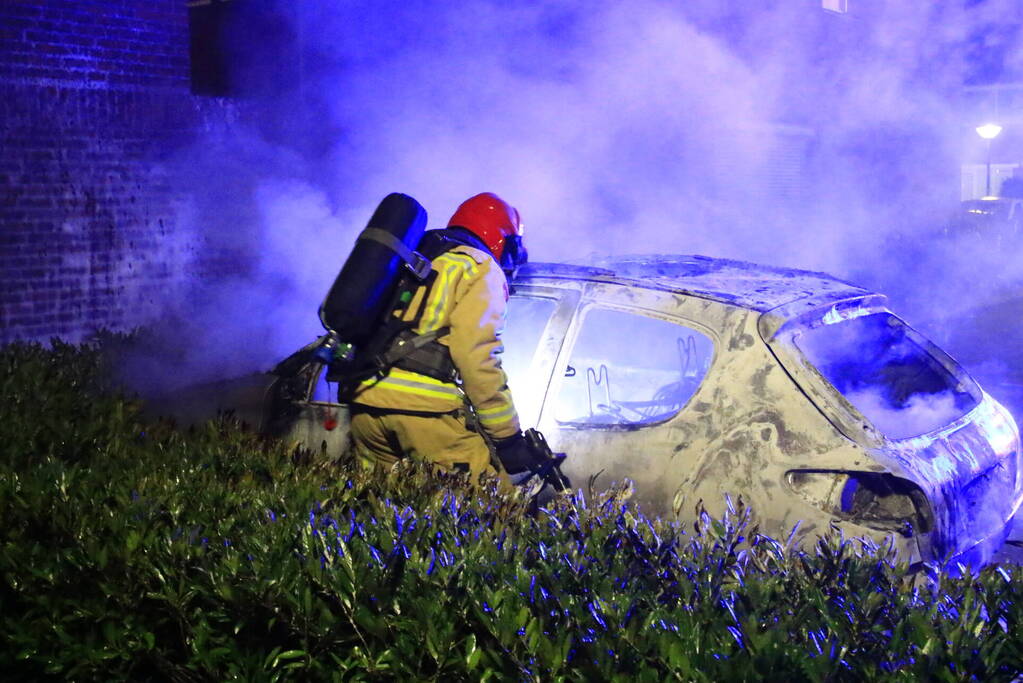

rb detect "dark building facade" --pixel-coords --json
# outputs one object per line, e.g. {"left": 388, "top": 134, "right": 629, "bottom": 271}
{"left": 0, "top": 1, "right": 220, "bottom": 344}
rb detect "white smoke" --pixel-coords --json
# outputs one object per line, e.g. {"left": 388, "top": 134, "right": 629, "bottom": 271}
{"left": 120, "top": 0, "right": 1023, "bottom": 417}
{"left": 845, "top": 388, "right": 966, "bottom": 441}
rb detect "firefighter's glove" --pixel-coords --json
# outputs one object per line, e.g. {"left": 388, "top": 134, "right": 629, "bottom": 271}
{"left": 493, "top": 431, "right": 545, "bottom": 475}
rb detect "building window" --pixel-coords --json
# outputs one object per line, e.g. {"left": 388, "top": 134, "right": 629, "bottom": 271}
{"left": 187, "top": 0, "right": 299, "bottom": 97}
{"left": 188, "top": 0, "right": 231, "bottom": 96}
{"left": 823, "top": 0, "right": 848, "bottom": 13}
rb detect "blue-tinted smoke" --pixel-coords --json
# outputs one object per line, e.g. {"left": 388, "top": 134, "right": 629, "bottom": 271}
{"left": 131, "top": 0, "right": 1022, "bottom": 402}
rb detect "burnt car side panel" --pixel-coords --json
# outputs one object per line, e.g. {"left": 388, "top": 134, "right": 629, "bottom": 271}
{"left": 531, "top": 279, "right": 887, "bottom": 549}
{"left": 670, "top": 310, "right": 890, "bottom": 544}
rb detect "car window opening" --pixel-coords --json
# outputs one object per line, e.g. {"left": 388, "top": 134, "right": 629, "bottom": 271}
{"left": 555, "top": 308, "right": 714, "bottom": 427}
{"left": 794, "top": 312, "right": 980, "bottom": 440}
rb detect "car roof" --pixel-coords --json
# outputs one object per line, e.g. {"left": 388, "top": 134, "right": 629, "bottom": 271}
{"left": 514, "top": 254, "right": 874, "bottom": 313}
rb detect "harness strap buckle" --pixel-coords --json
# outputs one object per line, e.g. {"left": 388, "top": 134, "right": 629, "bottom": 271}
{"left": 406, "top": 252, "right": 432, "bottom": 280}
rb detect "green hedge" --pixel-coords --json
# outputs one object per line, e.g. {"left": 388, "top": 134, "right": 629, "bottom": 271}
{"left": 2, "top": 338, "right": 1023, "bottom": 681}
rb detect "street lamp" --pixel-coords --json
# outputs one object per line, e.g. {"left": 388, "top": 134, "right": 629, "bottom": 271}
{"left": 976, "top": 123, "right": 1003, "bottom": 197}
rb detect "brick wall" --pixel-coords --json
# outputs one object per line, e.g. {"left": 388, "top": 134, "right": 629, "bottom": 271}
{"left": 0, "top": 0, "right": 211, "bottom": 344}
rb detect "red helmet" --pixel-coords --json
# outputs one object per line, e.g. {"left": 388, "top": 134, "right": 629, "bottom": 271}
{"left": 447, "top": 192, "right": 527, "bottom": 274}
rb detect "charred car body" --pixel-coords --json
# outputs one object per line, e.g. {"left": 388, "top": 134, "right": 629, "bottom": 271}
{"left": 266, "top": 254, "right": 1022, "bottom": 569}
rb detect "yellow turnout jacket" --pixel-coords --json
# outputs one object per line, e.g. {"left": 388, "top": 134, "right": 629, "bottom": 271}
{"left": 350, "top": 243, "right": 521, "bottom": 441}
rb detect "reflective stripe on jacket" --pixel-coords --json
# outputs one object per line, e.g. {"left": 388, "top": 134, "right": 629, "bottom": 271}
{"left": 351, "top": 244, "right": 521, "bottom": 440}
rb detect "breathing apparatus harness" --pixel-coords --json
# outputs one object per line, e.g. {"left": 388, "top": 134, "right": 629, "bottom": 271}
{"left": 321, "top": 228, "right": 491, "bottom": 393}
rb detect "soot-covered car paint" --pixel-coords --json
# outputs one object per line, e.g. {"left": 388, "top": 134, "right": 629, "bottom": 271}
{"left": 264, "top": 255, "right": 1022, "bottom": 568}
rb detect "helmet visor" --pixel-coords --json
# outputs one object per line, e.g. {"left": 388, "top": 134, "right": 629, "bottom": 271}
{"left": 500, "top": 234, "right": 528, "bottom": 275}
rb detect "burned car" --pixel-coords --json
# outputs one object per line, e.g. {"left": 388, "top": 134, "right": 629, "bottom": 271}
{"left": 265, "top": 254, "right": 1022, "bottom": 569}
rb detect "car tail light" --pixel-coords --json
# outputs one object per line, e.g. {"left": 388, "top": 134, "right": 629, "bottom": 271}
{"left": 786, "top": 470, "right": 933, "bottom": 537}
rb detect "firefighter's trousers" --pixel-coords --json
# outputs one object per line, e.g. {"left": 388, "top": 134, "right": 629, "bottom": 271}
{"left": 350, "top": 410, "right": 508, "bottom": 486}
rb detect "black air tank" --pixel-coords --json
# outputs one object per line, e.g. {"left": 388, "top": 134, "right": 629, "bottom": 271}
{"left": 318, "top": 193, "right": 428, "bottom": 346}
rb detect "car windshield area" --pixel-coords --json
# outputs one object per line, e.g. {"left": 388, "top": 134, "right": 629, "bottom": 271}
{"left": 793, "top": 312, "right": 980, "bottom": 440}
{"left": 553, "top": 307, "right": 714, "bottom": 427}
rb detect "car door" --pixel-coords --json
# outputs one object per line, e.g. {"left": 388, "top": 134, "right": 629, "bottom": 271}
{"left": 501, "top": 283, "right": 581, "bottom": 428}
{"left": 534, "top": 282, "right": 719, "bottom": 513}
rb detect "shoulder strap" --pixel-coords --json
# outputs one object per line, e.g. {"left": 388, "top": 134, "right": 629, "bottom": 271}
{"left": 389, "top": 268, "right": 437, "bottom": 330}
{"left": 360, "top": 227, "right": 432, "bottom": 280}
{"left": 417, "top": 227, "right": 492, "bottom": 260}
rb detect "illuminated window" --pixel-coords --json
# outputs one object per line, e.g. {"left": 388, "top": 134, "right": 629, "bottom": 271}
{"left": 553, "top": 308, "right": 714, "bottom": 427}
{"left": 822, "top": 0, "right": 848, "bottom": 13}
{"left": 187, "top": 0, "right": 299, "bottom": 96}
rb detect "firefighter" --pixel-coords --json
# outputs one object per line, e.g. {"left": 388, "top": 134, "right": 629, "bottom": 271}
{"left": 347, "top": 192, "right": 537, "bottom": 483}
